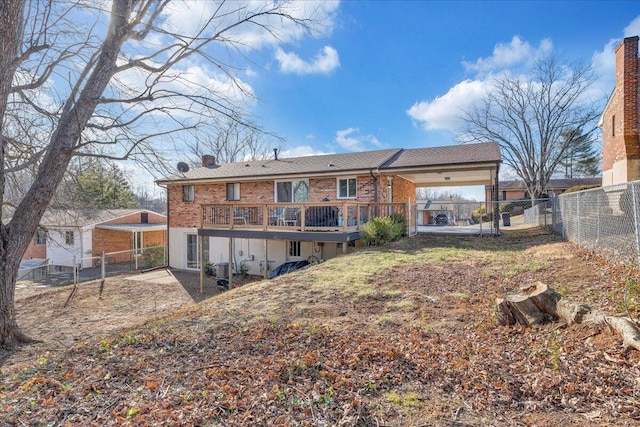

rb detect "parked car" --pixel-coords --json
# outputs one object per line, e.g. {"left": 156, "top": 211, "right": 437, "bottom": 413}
{"left": 268, "top": 260, "right": 311, "bottom": 279}
{"left": 435, "top": 213, "right": 449, "bottom": 225}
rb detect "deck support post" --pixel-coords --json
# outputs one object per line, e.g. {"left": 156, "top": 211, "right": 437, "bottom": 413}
{"left": 228, "top": 237, "right": 234, "bottom": 288}
{"left": 199, "top": 235, "right": 204, "bottom": 294}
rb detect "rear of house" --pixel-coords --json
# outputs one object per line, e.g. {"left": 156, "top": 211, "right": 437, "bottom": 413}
{"left": 158, "top": 143, "right": 502, "bottom": 278}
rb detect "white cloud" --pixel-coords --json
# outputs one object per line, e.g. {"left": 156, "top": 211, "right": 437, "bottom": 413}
{"left": 113, "top": 60, "right": 255, "bottom": 121}
{"left": 591, "top": 15, "right": 640, "bottom": 96}
{"left": 407, "top": 79, "right": 490, "bottom": 132}
{"left": 334, "top": 127, "right": 382, "bottom": 151}
{"left": 463, "top": 36, "right": 552, "bottom": 74}
{"left": 276, "top": 46, "right": 340, "bottom": 75}
{"left": 624, "top": 15, "right": 640, "bottom": 37}
{"left": 161, "top": 1, "right": 340, "bottom": 50}
{"left": 280, "top": 145, "right": 334, "bottom": 158}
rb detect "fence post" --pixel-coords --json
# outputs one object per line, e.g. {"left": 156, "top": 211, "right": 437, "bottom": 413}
{"left": 576, "top": 192, "right": 581, "bottom": 246}
{"left": 101, "top": 252, "right": 106, "bottom": 279}
{"left": 632, "top": 182, "right": 640, "bottom": 266}
{"left": 98, "top": 251, "right": 106, "bottom": 299}
{"left": 73, "top": 256, "right": 78, "bottom": 285}
{"left": 596, "top": 192, "right": 600, "bottom": 243}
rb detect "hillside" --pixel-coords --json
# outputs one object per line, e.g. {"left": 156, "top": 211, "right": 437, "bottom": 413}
{"left": 1, "top": 228, "right": 639, "bottom": 426}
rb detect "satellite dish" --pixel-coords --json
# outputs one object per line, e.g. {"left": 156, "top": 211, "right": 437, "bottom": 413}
{"left": 177, "top": 162, "right": 189, "bottom": 173}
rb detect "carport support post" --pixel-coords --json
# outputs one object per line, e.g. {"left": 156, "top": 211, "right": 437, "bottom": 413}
{"left": 199, "top": 234, "right": 204, "bottom": 294}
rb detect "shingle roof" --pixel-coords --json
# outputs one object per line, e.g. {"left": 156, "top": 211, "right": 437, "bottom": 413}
{"left": 498, "top": 177, "right": 601, "bottom": 191}
{"left": 40, "top": 209, "right": 165, "bottom": 228}
{"left": 384, "top": 142, "right": 501, "bottom": 169}
{"left": 159, "top": 148, "right": 401, "bottom": 183}
{"left": 157, "top": 142, "right": 501, "bottom": 184}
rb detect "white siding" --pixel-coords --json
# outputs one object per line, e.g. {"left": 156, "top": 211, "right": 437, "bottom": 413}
{"left": 47, "top": 228, "right": 82, "bottom": 267}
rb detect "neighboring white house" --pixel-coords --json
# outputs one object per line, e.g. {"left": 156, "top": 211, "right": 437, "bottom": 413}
{"left": 22, "top": 209, "right": 167, "bottom": 269}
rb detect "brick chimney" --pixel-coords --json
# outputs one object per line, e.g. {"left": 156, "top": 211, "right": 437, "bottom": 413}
{"left": 201, "top": 155, "right": 216, "bottom": 168}
{"left": 617, "top": 36, "right": 639, "bottom": 140}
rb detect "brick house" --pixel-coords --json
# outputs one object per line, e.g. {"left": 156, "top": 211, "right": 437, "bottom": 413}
{"left": 157, "top": 142, "right": 501, "bottom": 280}
{"left": 22, "top": 209, "right": 167, "bottom": 269}
{"left": 600, "top": 35, "right": 640, "bottom": 186}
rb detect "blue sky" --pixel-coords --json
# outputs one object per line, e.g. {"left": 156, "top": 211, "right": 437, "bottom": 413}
{"left": 214, "top": 1, "right": 638, "bottom": 199}
{"left": 250, "top": 2, "right": 638, "bottom": 155}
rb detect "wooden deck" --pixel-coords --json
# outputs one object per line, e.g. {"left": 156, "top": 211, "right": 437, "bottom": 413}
{"left": 201, "top": 202, "right": 406, "bottom": 235}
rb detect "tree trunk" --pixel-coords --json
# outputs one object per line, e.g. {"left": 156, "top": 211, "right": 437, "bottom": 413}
{"left": 497, "top": 282, "right": 640, "bottom": 352}
{"left": 0, "top": 251, "right": 37, "bottom": 346}
{"left": 0, "top": 0, "right": 131, "bottom": 347}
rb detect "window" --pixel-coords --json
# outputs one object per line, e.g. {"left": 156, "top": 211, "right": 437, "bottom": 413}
{"left": 141, "top": 212, "right": 148, "bottom": 224}
{"left": 288, "top": 241, "right": 301, "bottom": 257}
{"left": 226, "top": 182, "right": 241, "bottom": 201}
{"left": 276, "top": 180, "right": 308, "bottom": 203}
{"left": 182, "top": 185, "right": 195, "bottom": 202}
{"left": 612, "top": 115, "right": 616, "bottom": 137}
{"left": 65, "top": 231, "right": 75, "bottom": 246}
{"left": 34, "top": 230, "right": 46, "bottom": 245}
{"left": 337, "top": 178, "right": 357, "bottom": 199}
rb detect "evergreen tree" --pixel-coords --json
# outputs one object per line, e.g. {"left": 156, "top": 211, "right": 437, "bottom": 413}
{"left": 60, "top": 160, "right": 139, "bottom": 209}
{"left": 559, "top": 129, "right": 601, "bottom": 178}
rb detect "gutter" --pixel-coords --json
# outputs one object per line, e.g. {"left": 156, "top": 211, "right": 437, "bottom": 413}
{"left": 371, "top": 149, "right": 404, "bottom": 203}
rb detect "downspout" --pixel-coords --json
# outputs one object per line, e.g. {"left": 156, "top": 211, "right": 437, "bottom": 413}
{"left": 369, "top": 169, "right": 379, "bottom": 203}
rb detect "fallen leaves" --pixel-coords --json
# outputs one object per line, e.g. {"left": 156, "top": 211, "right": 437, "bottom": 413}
{"left": 2, "top": 230, "right": 640, "bottom": 425}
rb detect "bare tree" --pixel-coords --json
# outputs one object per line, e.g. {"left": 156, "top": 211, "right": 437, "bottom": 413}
{"left": 0, "top": 0, "right": 321, "bottom": 346}
{"left": 461, "top": 55, "right": 601, "bottom": 200}
{"left": 188, "top": 120, "right": 282, "bottom": 164}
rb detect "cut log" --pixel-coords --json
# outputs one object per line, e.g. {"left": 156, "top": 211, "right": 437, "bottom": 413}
{"left": 526, "top": 282, "right": 591, "bottom": 325}
{"left": 496, "top": 294, "right": 546, "bottom": 327}
{"left": 496, "top": 282, "right": 640, "bottom": 352}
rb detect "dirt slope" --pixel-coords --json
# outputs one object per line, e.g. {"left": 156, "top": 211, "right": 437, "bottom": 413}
{"left": 1, "top": 228, "right": 639, "bottom": 426}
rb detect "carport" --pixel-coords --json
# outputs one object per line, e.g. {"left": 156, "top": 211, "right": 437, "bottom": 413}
{"left": 377, "top": 143, "right": 502, "bottom": 235}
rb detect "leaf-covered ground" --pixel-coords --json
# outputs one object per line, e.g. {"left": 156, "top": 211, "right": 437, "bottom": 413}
{"left": 2, "top": 227, "right": 640, "bottom": 426}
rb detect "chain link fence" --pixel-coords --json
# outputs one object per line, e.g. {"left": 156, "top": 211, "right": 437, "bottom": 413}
{"left": 17, "top": 245, "right": 168, "bottom": 287}
{"left": 553, "top": 182, "right": 639, "bottom": 265}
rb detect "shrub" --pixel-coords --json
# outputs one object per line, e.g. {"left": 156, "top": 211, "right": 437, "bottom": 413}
{"left": 564, "top": 184, "right": 600, "bottom": 194}
{"left": 471, "top": 206, "right": 490, "bottom": 223}
{"left": 499, "top": 202, "right": 514, "bottom": 213}
{"left": 389, "top": 212, "right": 407, "bottom": 237}
{"left": 360, "top": 216, "right": 404, "bottom": 246}
{"left": 142, "top": 246, "right": 165, "bottom": 268}
{"left": 204, "top": 262, "right": 216, "bottom": 277}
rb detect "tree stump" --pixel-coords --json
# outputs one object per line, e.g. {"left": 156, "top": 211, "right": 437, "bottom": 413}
{"left": 497, "top": 282, "right": 640, "bottom": 352}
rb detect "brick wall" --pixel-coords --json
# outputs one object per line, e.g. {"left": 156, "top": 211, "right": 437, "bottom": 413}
{"left": 23, "top": 238, "right": 46, "bottom": 259}
{"left": 391, "top": 175, "right": 416, "bottom": 204}
{"left": 168, "top": 175, "right": 402, "bottom": 228}
{"left": 92, "top": 229, "right": 133, "bottom": 263}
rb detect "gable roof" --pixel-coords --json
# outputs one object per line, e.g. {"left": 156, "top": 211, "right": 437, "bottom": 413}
{"left": 157, "top": 142, "right": 501, "bottom": 184}
{"left": 40, "top": 209, "right": 166, "bottom": 228}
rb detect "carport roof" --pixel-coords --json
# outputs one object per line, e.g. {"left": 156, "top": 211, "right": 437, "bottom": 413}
{"left": 95, "top": 223, "right": 167, "bottom": 233}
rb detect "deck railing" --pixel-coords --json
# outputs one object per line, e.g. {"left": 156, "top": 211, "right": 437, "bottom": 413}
{"left": 201, "top": 202, "right": 406, "bottom": 232}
